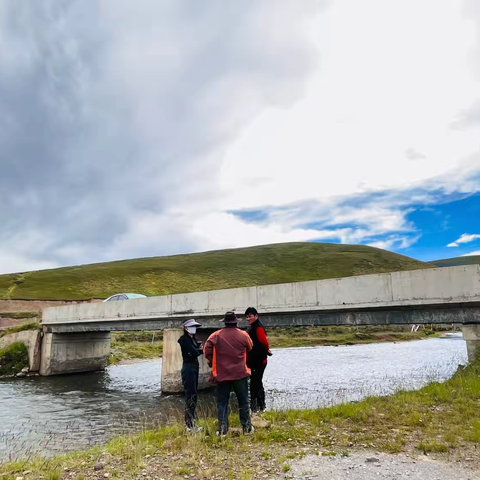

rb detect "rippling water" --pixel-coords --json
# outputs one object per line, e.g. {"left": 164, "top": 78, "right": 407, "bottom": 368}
{"left": 0, "top": 335, "right": 467, "bottom": 462}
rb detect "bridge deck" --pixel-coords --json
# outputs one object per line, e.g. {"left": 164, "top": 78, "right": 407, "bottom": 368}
{"left": 41, "top": 265, "right": 480, "bottom": 333}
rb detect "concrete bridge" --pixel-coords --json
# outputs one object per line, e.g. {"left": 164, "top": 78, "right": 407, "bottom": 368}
{"left": 21, "top": 264, "right": 480, "bottom": 391}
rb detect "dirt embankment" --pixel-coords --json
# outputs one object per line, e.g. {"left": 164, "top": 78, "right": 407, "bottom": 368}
{"left": 0, "top": 299, "right": 100, "bottom": 329}
{"left": 0, "top": 299, "right": 91, "bottom": 312}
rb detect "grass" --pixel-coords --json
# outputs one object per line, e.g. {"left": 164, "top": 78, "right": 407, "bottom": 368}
{"left": 267, "top": 325, "right": 438, "bottom": 349}
{"left": 431, "top": 255, "right": 480, "bottom": 267}
{"left": 109, "top": 331, "right": 163, "bottom": 364}
{"left": 0, "top": 342, "right": 29, "bottom": 377}
{"left": 1, "top": 361, "right": 479, "bottom": 479}
{"left": 0, "top": 311, "right": 39, "bottom": 320}
{"left": 109, "top": 337, "right": 163, "bottom": 365}
{"left": 0, "top": 322, "right": 40, "bottom": 339}
{"left": 0, "top": 242, "right": 432, "bottom": 301}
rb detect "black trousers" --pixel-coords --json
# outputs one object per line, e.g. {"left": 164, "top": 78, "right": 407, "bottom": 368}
{"left": 250, "top": 362, "right": 266, "bottom": 412}
{"left": 181, "top": 363, "right": 199, "bottom": 428}
{"left": 216, "top": 377, "right": 251, "bottom": 434}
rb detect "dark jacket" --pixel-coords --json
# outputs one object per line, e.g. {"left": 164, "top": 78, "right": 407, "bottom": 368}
{"left": 247, "top": 320, "right": 270, "bottom": 367}
{"left": 178, "top": 332, "right": 203, "bottom": 366}
{"left": 204, "top": 325, "right": 253, "bottom": 382}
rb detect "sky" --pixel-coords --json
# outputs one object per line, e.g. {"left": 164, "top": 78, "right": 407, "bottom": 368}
{"left": 0, "top": 0, "right": 479, "bottom": 274}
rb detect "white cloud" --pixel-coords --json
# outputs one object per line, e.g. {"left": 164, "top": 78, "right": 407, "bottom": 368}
{"left": 0, "top": 232, "right": 57, "bottom": 274}
{"left": 1, "top": 0, "right": 480, "bottom": 273}
{"left": 447, "top": 233, "right": 480, "bottom": 247}
{"left": 462, "top": 251, "right": 480, "bottom": 257}
{"left": 368, "top": 235, "right": 420, "bottom": 251}
{"left": 94, "top": 208, "right": 352, "bottom": 266}
{"left": 220, "top": 0, "right": 480, "bottom": 212}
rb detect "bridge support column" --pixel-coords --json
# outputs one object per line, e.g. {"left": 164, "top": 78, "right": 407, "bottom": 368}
{"left": 39, "top": 332, "right": 111, "bottom": 376}
{"left": 161, "top": 328, "right": 212, "bottom": 394}
{"left": 462, "top": 325, "right": 480, "bottom": 363}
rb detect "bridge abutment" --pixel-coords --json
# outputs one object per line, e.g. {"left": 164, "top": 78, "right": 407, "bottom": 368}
{"left": 39, "top": 332, "right": 111, "bottom": 376}
{"left": 0, "top": 329, "right": 42, "bottom": 372}
{"left": 462, "top": 324, "right": 480, "bottom": 363}
{"left": 161, "top": 328, "right": 212, "bottom": 394}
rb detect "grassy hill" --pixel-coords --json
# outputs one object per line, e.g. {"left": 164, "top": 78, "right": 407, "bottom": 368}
{"left": 431, "top": 256, "right": 480, "bottom": 267}
{"left": 0, "top": 242, "right": 433, "bottom": 301}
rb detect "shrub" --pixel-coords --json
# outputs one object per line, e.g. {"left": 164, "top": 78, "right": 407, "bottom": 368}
{"left": 0, "top": 341, "right": 29, "bottom": 376}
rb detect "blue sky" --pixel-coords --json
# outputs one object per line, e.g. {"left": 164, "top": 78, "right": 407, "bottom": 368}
{"left": 231, "top": 189, "right": 480, "bottom": 263}
{"left": 0, "top": 1, "right": 479, "bottom": 273}
{"left": 404, "top": 193, "right": 480, "bottom": 261}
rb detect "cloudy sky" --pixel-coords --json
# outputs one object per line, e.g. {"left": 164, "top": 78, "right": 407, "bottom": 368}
{"left": 0, "top": 0, "right": 479, "bottom": 274}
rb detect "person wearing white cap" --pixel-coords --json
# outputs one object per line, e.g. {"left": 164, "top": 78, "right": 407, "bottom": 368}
{"left": 178, "top": 318, "right": 203, "bottom": 432}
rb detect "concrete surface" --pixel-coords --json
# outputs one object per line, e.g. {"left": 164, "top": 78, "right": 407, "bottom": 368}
{"left": 0, "top": 329, "right": 42, "bottom": 371}
{"left": 463, "top": 324, "right": 480, "bottom": 362}
{"left": 39, "top": 332, "right": 111, "bottom": 375}
{"left": 161, "top": 328, "right": 213, "bottom": 393}
{"left": 42, "top": 265, "right": 480, "bottom": 332}
{"left": 287, "top": 451, "right": 479, "bottom": 480}
{"left": 40, "top": 305, "right": 480, "bottom": 333}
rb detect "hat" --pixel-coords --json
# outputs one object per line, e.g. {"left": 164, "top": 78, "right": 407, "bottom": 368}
{"left": 183, "top": 319, "right": 202, "bottom": 328}
{"left": 222, "top": 311, "right": 238, "bottom": 324}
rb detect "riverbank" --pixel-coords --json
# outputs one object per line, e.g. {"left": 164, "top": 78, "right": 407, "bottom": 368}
{"left": 267, "top": 325, "right": 436, "bottom": 348}
{"left": 109, "top": 326, "right": 440, "bottom": 364}
{"left": 1, "top": 360, "right": 478, "bottom": 479}
{"left": 109, "top": 331, "right": 163, "bottom": 364}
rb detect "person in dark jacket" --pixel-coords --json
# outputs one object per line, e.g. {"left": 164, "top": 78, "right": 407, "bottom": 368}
{"left": 245, "top": 307, "right": 271, "bottom": 413}
{"left": 178, "top": 318, "right": 204, "bottom": 432}
{"left": 204, "top": 311, "right": 254, "bottom": 436}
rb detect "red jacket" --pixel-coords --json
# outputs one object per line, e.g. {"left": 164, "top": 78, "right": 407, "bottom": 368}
{"left": 204, "top": 326, "right": 253, "bottom": 382}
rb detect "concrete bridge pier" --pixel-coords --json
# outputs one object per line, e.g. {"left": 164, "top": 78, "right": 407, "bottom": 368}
{"left": 39, "top": 332, "right": 111, "bottom": 376}
{"left": 462, "top": 324, "right": 480, "bottom": 363}
{"left": 161, "top": 328, "right": 213, "bottom": 394}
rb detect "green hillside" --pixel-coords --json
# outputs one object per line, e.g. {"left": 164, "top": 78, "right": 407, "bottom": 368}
{"left": 0, "top": 242, "right": 433, "bottom": 301}
{"left": 431, "top": 256, "right": 480, "bottom": 267}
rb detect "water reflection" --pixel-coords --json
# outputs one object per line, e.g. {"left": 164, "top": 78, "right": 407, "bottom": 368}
{"left": 0, "top": 336, "right": 467, "bottom": 462}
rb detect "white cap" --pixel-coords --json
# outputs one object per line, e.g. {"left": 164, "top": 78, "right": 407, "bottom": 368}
{"left": 183, "top": 319, "right": 202, "bottom": 328}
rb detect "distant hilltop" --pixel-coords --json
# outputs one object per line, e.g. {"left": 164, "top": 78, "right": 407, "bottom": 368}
{"left": 0, "top": 242, "right": 433, "bottom": 301}
{"left": 431, "top": 255, "right": 480, "bottom": 268}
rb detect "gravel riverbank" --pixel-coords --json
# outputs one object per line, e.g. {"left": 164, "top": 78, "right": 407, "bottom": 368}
{"left": 287, "top": 451, "right": 479, "bottom": 480}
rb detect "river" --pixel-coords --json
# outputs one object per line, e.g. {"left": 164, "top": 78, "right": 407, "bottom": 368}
{"left": 0, "top": 335, "right": 467, "bottom": 462}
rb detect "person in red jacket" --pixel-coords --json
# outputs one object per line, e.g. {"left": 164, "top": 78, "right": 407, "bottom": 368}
{"left": 245, "top": 307, "right": 272, "bottom": 413}
{"left": 204, "top": 311, "right": 254, "bottom": 436}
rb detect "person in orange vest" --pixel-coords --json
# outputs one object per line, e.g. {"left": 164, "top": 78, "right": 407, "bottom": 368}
{"left": 204, "top": 311, "right": 254, "bottom": 436}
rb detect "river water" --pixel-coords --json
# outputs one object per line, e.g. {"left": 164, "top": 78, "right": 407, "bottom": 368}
{"left": 0, "top": 335, "right": 467, "bottom": 462}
